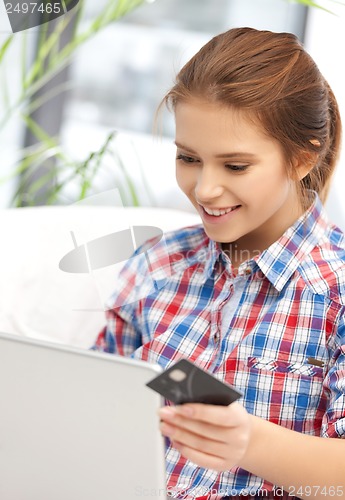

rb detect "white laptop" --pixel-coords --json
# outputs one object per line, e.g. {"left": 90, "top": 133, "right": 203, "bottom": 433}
{"left": 0, "top": 332, "right": 167, "bottom": 500}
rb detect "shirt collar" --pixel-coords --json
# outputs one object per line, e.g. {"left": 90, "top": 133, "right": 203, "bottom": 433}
{"left": 174, "top": 192, "right": 329, "bottom": 292}
{"left": 255, "top": 191, "right": 329, "bottom": 291}
{"left": 204, "top": 191, "right": 330, "bottom": 291}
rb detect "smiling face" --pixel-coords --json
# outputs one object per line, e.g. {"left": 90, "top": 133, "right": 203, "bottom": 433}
{"left": 175, "top": 99, "right": 307, "bottom": 264}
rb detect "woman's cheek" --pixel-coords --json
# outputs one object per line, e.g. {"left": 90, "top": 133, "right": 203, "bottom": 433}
{"left": 176, "top": 166, "right": 195, "bottom": 194}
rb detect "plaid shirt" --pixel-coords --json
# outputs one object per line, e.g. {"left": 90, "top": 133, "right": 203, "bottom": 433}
{"left": 93, "top": 192, "right": 345, "bottom": 499}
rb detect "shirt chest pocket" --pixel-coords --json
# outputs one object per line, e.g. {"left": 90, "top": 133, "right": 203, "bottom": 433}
{"left": 244, "top": 356, "right": 326, "bottom": 430}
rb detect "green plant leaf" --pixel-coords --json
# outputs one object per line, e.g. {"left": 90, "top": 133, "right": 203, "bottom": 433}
{"left": 24, "top": 81, "right": 74, "bottom": 117}
{"left": 0, "top": 35, "right": 14, "bottom": 64}
{"left": 286, "top": 0, "right": 345, "bottom": 13}
{"left": 1, "top": 0, "right": 156, "bottom": 206}
{"left": 0, "top": 66, "right": 10, "bottom": 109}
{"left": 21, "top": 113, "right": 68, "bottom": 164}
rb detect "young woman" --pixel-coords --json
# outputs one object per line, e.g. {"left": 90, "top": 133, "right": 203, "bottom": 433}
{"left": 93, "top": 28, "right": 345, "bottom": 499}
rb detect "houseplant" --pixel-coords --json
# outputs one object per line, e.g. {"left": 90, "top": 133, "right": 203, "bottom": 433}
{"left": 0, "top": 0, "right": 343, "bottom": 207}
{"left": 0, "top": 0, "right": 155, "bottom": 206}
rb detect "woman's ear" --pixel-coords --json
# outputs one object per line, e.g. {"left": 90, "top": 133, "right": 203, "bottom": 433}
{"left": 294, "top": 149, "right": 320, "bottom": 181}
{"left": 296, "top": 162, "right": 314, "bottom": 181}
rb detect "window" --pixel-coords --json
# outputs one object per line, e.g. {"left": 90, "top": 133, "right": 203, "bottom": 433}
{"left": 57, "top": 0, "right": 307, "bottom": 208}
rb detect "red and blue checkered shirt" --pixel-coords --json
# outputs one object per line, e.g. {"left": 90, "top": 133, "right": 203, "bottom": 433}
{"left": 93, "top": 192, "right": 345, "bottom": 499}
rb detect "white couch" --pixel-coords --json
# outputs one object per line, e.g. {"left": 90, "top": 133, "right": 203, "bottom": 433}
{"left": 0, "top": 205, "right": 200, "bottom": 349}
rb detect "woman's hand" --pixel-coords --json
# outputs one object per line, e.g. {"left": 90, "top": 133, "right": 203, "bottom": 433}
{"left": 159, "top": 402, "right": 252, "bottom": 472}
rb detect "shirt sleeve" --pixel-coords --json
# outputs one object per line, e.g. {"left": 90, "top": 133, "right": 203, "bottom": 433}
{"left": 91, "top": 243, "right": 158, "bottom": 356}
{"left": 91, "top": 232, "right": 172, "bottom": 357}
{"left": 321, "top": 309, "right": 345, "bottom": 438}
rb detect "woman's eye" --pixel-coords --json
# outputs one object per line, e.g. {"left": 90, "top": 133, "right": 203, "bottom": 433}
{"left": 176, "top": 154, "right": 198, "bottom": 164}
{"left": 226, "top": 164, "right": 248, "bottom": 172}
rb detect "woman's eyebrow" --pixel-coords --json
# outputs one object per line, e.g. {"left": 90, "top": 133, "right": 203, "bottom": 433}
{"left": 174, "top": 141, "right": 257, "bottom": 159}
{"left": 174, "top": 141, "right": 197, "bottom": 153}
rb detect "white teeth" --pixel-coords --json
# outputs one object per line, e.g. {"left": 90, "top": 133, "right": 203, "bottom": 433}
{"left": 203, "top": 206, "right": 238, "bottom": 216}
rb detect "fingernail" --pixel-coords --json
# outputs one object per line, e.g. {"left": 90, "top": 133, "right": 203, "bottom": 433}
{"left": 159, "top": 407, "right": 177, "bottom": 420}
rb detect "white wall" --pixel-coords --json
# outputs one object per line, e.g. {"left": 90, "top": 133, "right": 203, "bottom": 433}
{"left": 304, "top": 2, "right": 345, "bottom": 231}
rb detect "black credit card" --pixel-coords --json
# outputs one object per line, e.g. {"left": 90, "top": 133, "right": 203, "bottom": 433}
{"left": 146, "top": 359, "right": 242, "bottom": 406}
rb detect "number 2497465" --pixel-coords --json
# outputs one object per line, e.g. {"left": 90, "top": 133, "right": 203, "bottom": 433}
{"left": 288, "top": 486, "right": 344, "bottom": 497}
{"left": 5, "top": 3, "right": 62, "bottom": 14}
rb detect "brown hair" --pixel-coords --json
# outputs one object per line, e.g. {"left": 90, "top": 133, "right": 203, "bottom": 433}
{"left": 160, "top": 27, "right": 342, "bottom": 211}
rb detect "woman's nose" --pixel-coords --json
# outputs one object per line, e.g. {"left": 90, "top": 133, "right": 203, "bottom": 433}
{"left": 194, "top": 166, "right": 225, "bottom": 202}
